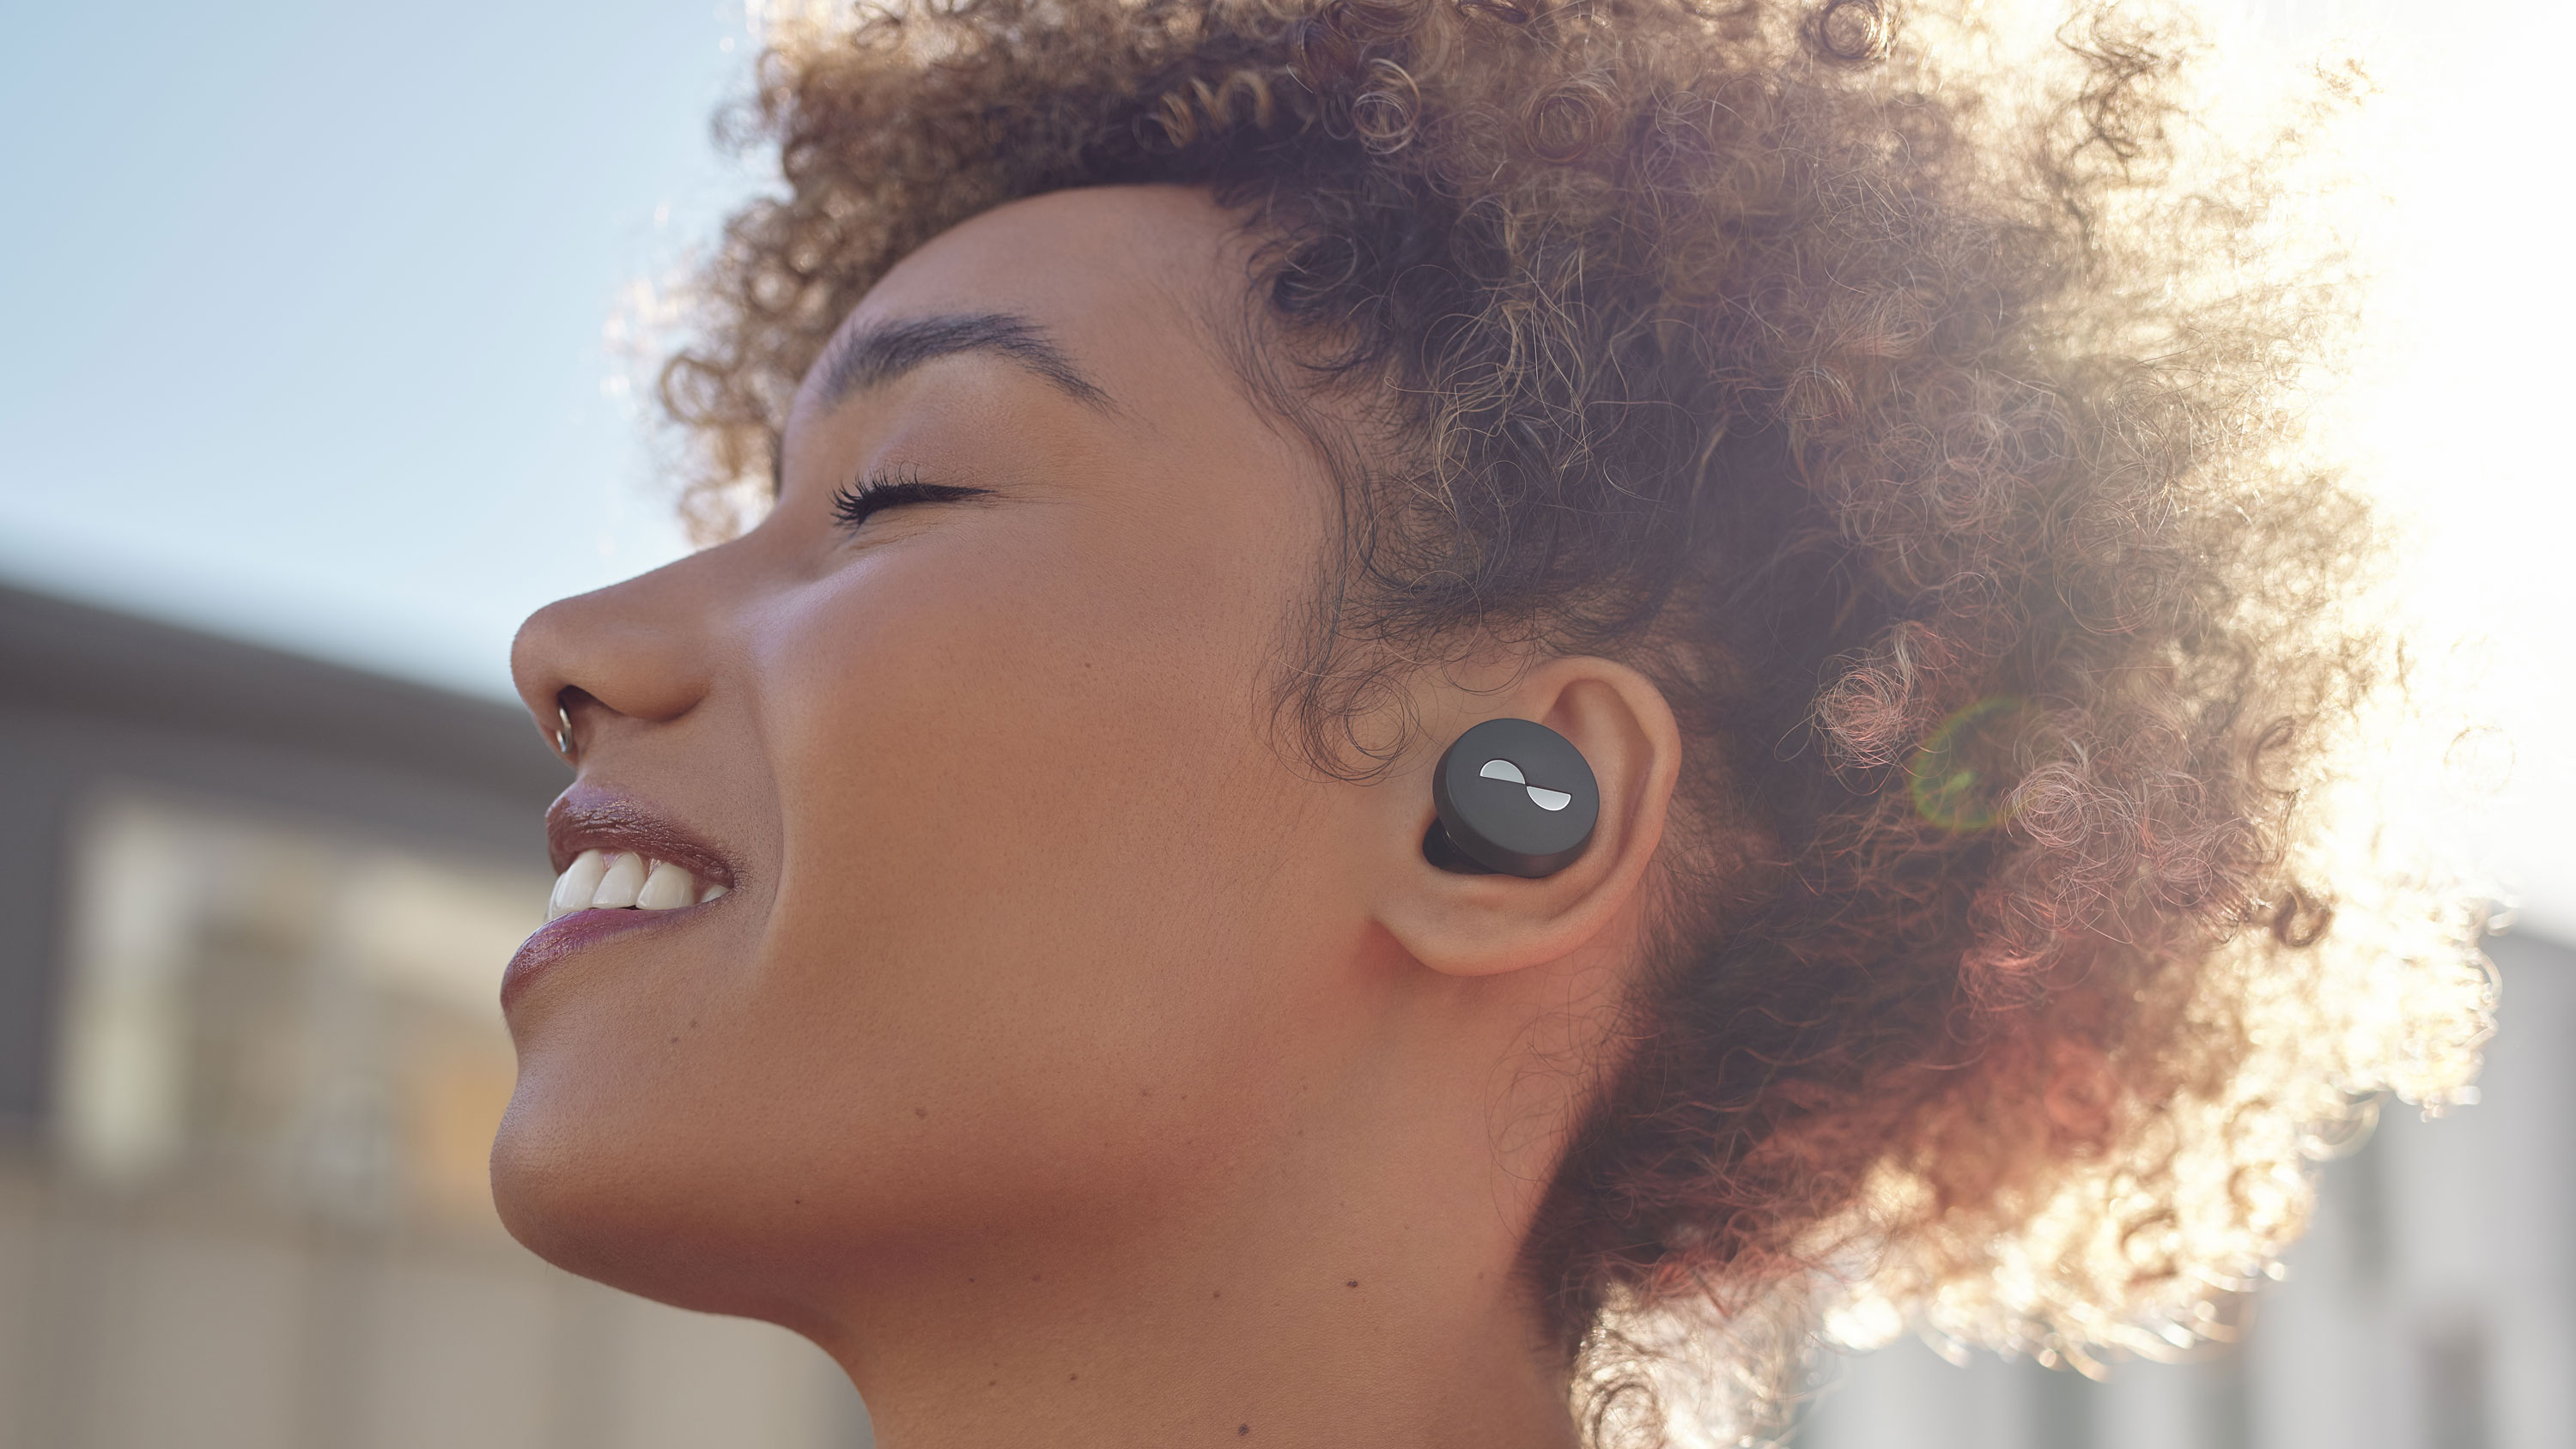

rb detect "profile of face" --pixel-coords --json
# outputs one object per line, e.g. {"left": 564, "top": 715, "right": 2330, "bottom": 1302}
{"left": 500, "top": 185, "right": 1680, "bottom": 1434}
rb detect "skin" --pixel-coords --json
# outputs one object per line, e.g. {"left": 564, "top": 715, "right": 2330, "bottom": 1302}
{"left": 503, "top": 185, "right": 1686, "bottom": 1449}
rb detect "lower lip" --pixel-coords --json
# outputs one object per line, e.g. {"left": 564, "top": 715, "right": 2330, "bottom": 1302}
{"left": 502, "top": 906, "right": 707, "bottom": 1011}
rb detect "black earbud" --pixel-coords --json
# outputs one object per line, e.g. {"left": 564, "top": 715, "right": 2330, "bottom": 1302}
{"left": 1424, "top": 718, "right": 1601, "bottom": 878}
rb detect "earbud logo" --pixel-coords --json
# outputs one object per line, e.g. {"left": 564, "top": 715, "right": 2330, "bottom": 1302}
{"left": 1479, "top": 758, "right": 1573, "bottom": 812}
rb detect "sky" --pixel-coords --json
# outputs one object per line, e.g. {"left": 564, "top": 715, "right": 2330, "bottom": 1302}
{"left": 1, "top": 0, "right": 2569, "bottom": 935}
{"left": 0, "top": 1, "right": 746, "bottom": 695}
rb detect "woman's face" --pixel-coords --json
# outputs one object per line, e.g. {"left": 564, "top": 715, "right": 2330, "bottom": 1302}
{"left": 497, "top": 186, "right": 1415, "bottom": 1319}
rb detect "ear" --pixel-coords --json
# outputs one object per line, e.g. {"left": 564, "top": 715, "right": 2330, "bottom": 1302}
{"left": 1370, "top": 656, "right": 1682, "bottom": 978}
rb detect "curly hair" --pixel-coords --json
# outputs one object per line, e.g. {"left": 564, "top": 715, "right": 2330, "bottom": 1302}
{"left": 659, "top": 0, "right": 2494, "bottom": 1439}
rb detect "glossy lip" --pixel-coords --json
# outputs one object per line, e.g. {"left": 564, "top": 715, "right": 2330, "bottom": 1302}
{"left": 503, "top": 906, "right": 706, "bottom": 1012}
{"left": 544, "top": 782, "right": 740, "bottom": 886}
{"left": 501, "top": 783, "right": 745, "bottom": 1013}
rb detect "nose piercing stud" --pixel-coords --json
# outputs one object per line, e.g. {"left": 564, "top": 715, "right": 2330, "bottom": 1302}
{"left": 553, "top": 702, "right": 579, "bottom": 764}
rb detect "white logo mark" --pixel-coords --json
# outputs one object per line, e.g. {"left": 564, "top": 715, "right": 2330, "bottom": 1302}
{"left": 1479, "top": 757, "right": 1574, "bottom": 812}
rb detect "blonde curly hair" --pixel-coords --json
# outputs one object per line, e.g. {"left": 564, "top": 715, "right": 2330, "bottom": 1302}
{"left": 659, "top": 0, "right": 2494, "bottom": 1439}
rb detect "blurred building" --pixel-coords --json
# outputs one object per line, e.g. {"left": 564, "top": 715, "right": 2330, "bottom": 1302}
{"left": 0, "top": 580, "right": 2567, "bottom": 1449}
{"left": 1798, "top": 919, "right": 2573, "bottom": 1449}
{"left": 0, "top": 583, "right": 866, "bottom": 1449}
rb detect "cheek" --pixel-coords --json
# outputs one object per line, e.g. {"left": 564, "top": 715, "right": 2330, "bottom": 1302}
{"left": 727, "top": 511, "right": 1350, "bottom": 1218}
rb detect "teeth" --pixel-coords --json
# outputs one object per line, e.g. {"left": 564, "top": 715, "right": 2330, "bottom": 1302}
{"left": 549, "top": 850, "right": 609, "bottom": 919}
{"left": 547, "top": 848, "right": 727, "bottom": 920}
{"left": 636, "top": 860, "right": 696, "bottom": 910}
{"left": 590, "top": 852, "right": 646, "bottom": 909}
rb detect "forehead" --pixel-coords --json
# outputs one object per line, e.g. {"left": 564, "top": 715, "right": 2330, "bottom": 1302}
{"left": 790, "top": 185, "right": 1259, "bottom": 425}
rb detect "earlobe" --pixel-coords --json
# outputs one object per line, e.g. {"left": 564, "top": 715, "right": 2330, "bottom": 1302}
{"left": 1376, "top": 659, "right": 1682, "bottom": 979}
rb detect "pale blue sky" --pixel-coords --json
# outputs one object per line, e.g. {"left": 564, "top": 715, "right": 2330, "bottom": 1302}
{"left": 0, "top": 1, "right": 748, "bottom": 697}
{"left": 3, "top": 0, "right": 2569, "bottom": 932}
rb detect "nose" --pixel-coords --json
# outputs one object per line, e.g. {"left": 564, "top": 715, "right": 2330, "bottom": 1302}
{"left": 511, "top": 549, "right": 729, "bottom": 765}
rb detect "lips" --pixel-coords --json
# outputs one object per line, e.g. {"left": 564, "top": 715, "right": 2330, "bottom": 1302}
{"left": 501, "top": 785, "right": 744, "bottom": 1011}
{"left": 544, "top": 785, "right": 739, "bottom": 888}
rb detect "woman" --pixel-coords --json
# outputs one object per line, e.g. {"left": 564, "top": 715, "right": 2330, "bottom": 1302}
{"left": 496, "top": 0, "right": 2491, "bottom": 1443}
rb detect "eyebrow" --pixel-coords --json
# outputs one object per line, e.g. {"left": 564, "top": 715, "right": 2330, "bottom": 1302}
{"left": 816, "top": 311, "right": 1115, "bottom": 415}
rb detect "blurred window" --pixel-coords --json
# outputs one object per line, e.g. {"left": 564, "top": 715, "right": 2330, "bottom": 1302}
{"left": 51, "top": 788, "right": 540, "bottom": 1230}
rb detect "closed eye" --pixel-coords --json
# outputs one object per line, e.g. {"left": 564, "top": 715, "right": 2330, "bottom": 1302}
{"left": 828, "top": 471, "right": 991, "bottom": 532}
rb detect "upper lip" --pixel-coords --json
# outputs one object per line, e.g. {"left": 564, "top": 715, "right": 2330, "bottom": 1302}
{"left": 545, "top": 782, "right": 740, "bottom": 890}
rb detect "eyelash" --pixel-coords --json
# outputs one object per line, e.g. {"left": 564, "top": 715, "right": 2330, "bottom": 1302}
{"left": 827, "top": 470, "right": 989, "bottom": 532}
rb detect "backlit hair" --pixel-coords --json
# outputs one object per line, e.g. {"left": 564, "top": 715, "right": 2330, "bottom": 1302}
{"left": 659, "top": 0, "right": 2494, "bottom": 1439}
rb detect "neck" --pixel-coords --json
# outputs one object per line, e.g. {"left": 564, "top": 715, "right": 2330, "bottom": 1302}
{"left": 793, "top": 934, "right": 1643, "bottom": 1449}
{"left": 808, "top": 1119, "right": 1583, "bottom": 1448}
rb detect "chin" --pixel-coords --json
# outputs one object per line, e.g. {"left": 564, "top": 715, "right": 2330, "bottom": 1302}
{"left": 488, "top": 1080, "right": 813, "bottom": 1324}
